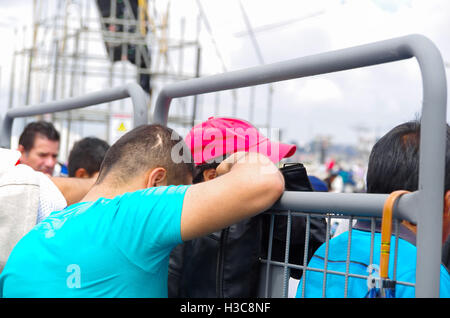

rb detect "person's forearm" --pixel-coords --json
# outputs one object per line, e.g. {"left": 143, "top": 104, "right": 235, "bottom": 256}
{"left": 217, "top": 152, "right": 285, "bottom": 192}
{"left": 180, "top": 152, "right": 285, "bottom": 240}
{"left": 225, "top": 152, "right": 285, "bottom": 212}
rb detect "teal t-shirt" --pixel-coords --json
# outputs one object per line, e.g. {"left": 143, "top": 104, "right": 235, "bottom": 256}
{"left": 0, "top": 185, "right": 190, "bottom": 298}
{"left": 296, "top": 229, "right": 450, "bottom": 298}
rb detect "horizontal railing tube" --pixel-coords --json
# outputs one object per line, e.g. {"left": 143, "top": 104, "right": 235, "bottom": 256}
{"left": 153, "top": 34, "right": 447, "bottom": 297}
{"left": 272, "top": 191, "right": 418, "bottom": 224}
{"left": 153, "top": 35, "right": 417, "bottom": 125}
{"left": 0, "top": 83, "right": 148, "bottom": 148}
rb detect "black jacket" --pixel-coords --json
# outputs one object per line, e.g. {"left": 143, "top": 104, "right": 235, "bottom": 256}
{"left": 168, "top": 163, "right": 327, "bottom": 298}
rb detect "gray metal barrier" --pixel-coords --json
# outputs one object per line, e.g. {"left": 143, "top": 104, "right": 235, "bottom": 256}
{"left": 0, "top": 83, "right": 148, "bottom": 149}
{"left": 152, "top": 34, "right": 447, "bottom": 297}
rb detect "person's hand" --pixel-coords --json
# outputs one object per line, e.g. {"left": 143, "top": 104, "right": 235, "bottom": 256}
{"left": 216, "top": 151, "right": 274, "bottom": 177}
{"left": 215, "top": 151, "right": 248, "bottom": 176}
{"left": 180, "top": 150, "right": 284, "bottom": 241}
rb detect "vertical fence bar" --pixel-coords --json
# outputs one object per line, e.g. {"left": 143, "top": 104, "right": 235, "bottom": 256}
{"left": 321, "top": 215, "right": 332, "bottom": 298}
{"left": 264, "top": 214, "right": 275, "bottom": 298}
{"left": 302, "top": 214, "right": 311, "bottom": 287}
{"left": 344, "top": 216, "right": 353, "bottom": 298}
{"left": 282, "top": 211, "right": 292, "bottom": 298}
{"left": 369, "top": 217, "right": 376, "bottom": 267}
{"left": 393, "top": 219, "right": 400, "bottom": 282}
{"left": 408, "top": 36, "right": 447, "bottom": 297}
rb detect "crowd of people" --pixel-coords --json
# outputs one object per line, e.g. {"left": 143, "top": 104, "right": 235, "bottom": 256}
{"left": 0, "top": 116, "right": 449, "bottom": 298}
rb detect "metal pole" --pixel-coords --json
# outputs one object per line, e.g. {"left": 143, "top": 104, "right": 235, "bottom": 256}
{"left": 272, "top": 191, "right": 418, "bottom": 223}
{"left": 190, "top": 46, "right": 201, "bottom": 127}
{"left": 406, "top": 35, "right": 447, "bottom": 298}
{"left": 24, "top": 0, "right": 39, "bottom": 106}
{"left": 154, "top": 35, "right": 418, "bottom": 125}
{"left": 0, "top": 83, "right": 148, "bottom": 149}
{"left": 8, "top": 29, "right": 18, "bottom": 110}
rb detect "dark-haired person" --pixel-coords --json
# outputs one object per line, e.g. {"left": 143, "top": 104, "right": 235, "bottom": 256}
{"left": 18, "top": 121, "right": 60, "bottom": 176}
{"left": 296, "top": 120, "right": 450, "bottom": 298}
{"left": 68, "top": 137, "right": 110, "bottom": 178}
{"left": 0, "top": 124, "right": 284, "bottom": 298}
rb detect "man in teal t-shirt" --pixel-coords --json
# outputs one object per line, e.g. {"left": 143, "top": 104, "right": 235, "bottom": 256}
{"left": 1, "top": 185, "right": 188, "bottom": 297}
{"left": 0, "top": 124, "right": 285, "bottom": 298}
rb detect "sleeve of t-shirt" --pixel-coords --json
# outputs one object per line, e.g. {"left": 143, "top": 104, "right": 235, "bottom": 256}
{"left": 110, "top": 185, "right": 190, "bottom": 273}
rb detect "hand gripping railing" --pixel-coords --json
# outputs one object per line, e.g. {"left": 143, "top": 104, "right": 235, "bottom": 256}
{"left": 153, "top": 34, "right": 447, "bottom": 297}
{"left": 0, "top": 83, "right": 148, "bottom": 149}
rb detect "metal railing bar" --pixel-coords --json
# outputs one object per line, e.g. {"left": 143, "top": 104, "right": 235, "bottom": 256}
{"left": 344, "top": 216, "right": 353, "bottom": 297}
{"left": 153, "top": 35, "right": 422, "bottom": 125}
{"left": 369, "top": 217, "right": 376, "bottom": 268}
{"left": 393, "top": 219, "right": 400, "bottom": 282}
{"left": 282, "top": 211, "right": 292, "bottom": 298}
{"left": 0, "top": 83, "right": 148, "bottom": 148}
{"left": 322, "top": 215, "right": 331, "bottom": 298}
{"left": 271, "top": 191, "right": 418, "bottom": 223}
{"left": 259, "top": 259, "right": 416, "bottom": 288}
{"left": 302, "top": 213, "right": 311, "bottom": 279}
{"left": 264, "top": 214, "right": 275, "bottom": 298}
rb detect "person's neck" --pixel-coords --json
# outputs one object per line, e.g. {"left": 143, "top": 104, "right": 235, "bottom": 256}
{"left": 81, "top": 179, "right": 143, "bottom": 202}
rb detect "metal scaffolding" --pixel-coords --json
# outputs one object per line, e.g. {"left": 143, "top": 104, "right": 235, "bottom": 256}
{"left": 6, "top": 0, "right": 280, "bottom": 163}
{"left": 7, "top": 0, "right": 202, "bottom": 160}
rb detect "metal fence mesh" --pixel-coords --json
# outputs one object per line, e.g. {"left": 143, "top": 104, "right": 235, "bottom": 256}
{"left": 258, "top": 210, "right": 417, "bottom": 298}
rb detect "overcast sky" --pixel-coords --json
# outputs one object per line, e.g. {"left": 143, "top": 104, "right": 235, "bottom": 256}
{"left": 0, "top": 0, "right": 449, "bottom": 147}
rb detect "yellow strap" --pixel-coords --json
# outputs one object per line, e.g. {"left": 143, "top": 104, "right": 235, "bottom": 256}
{"left": 379, "top": 190, "right": 409, "bottom": 279}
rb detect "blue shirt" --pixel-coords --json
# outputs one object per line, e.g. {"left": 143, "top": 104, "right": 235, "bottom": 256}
{"left": 0, "top": 185, "right": 190, "bottom": 298}
{"left": 296, "top": 223, "right": 450, "bottom": 298}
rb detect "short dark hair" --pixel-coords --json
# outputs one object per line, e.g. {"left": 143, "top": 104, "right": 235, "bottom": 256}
{"left": 193, "top": 162, "right": 220, "bottom": 184}
{"left": 366, "top": 120, "right": 450, "bottom": 194}
{"left": 68, "top": 137, "right": 110, "bottom": 177}
{"left": 192, "top": 154, "right": 228, "bottom": 184}
{"left": 96, "top": 124, "right": 194, "bottom": 185}
{"left": 18, "top": 121, "right": 60, "bottom": 152}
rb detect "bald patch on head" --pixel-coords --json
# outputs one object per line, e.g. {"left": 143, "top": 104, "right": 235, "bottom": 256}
{"left": 151, "top": 133, "right": 163, "bottom": 150}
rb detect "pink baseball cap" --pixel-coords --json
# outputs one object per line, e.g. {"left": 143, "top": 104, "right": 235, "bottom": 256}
{"left": 185, "top": 117, "right": 297, "bottom": 165}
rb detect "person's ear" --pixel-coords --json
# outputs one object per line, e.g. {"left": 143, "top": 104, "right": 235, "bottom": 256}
{"left": 17, "top": 144, "right": 26, "bottom": 156}
{"left": 74, "top": 168, "right": 90, "bottom": 178}
{"left": 444, "top": 190, "right": 450, "bottom": 217}
{"left": 145, "top": 167, "right": 167, "bottom": 188}
{"left": 203, "top": 168, "right": 218, "bottom": 181}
